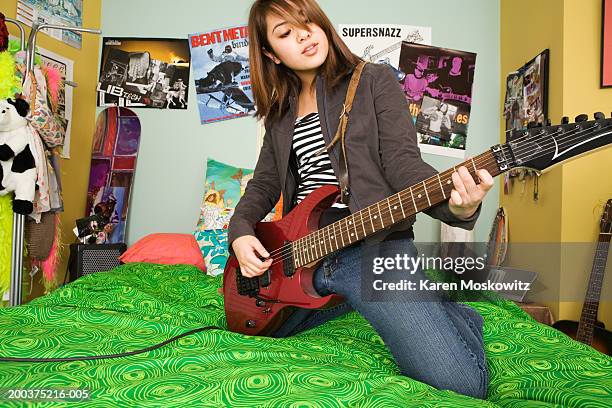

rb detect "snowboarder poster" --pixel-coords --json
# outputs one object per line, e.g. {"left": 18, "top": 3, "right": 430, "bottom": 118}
{"left": 189, "top": 25, "right": 255, "bottom": 124}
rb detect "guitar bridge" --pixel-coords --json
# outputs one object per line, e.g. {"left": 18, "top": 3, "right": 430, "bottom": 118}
{"left": 236, "top": 269, "right": 271, "bottom": 297}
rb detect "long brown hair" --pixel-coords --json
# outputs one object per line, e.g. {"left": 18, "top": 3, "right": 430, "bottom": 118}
{"left": 248, "top": 0, "right": 362, "bottom": 125}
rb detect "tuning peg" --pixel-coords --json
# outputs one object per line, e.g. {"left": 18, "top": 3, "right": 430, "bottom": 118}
{"left": 561, "top": 116, "right": 570, "bottom": 124}
{"left": 594, "top": 112, "right": 605, "bottom": 120}
{"left": 575, "top": 114, "right": 589, "bottom": 122}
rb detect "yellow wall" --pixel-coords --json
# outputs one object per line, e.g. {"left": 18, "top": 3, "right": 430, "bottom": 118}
{"left": 3, "top": 1, "right": 102, "bottom": 300}
{"left": 501, "top": 0, "right": 612, "bottom": 327}
{"left": 500, "top": 0, "right": 565, "bottom": 319}
{"left": 560, "top": 0, "right": 612, "bottom": 329}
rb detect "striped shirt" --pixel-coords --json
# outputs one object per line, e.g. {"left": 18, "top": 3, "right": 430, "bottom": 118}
{"left": 292, "top": 112, "right": 347, "bottom": 209}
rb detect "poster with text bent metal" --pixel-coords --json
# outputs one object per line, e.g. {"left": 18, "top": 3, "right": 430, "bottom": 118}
{"left": 189, "top": 25, "right": 255, "bottom": 125}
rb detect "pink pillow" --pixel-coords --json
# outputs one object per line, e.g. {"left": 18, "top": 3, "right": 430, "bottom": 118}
{"left": 119, "top": 233, "right": 206, "bottom": 272}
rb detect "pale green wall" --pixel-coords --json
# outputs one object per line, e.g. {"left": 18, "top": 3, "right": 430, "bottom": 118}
{"left": 99, "top": 0, "right": 500, "bottom": 244}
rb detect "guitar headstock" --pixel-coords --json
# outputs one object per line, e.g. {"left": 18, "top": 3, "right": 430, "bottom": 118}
{"left": 493, "top": 113, "right": 612, "bottom": 173}
{"left": 601, "top": 199, "right": 612, "bottom": 234}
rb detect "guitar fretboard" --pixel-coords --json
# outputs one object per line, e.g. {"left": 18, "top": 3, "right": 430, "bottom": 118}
{"left": 576, "top": 234, "right": 611, "bottom": 344}
{"left": 292, "top": 150, "right": 502, "bottom": 268}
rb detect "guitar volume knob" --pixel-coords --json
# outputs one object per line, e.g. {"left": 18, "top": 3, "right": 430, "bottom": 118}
{"left": 246, "top": 320, "right": 257, "bottom": 328}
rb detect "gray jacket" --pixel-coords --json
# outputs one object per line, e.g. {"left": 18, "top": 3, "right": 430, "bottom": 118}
{"left": 228, "top": 62, "right": 480, "bottom": 248}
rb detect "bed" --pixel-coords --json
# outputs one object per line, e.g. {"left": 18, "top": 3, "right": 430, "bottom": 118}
{"left": 0, "top": 263, "right": 610, "bottom": 407}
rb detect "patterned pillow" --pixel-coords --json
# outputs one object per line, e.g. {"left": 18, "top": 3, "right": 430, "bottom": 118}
{"left": 193, "top": 229, "right": 228, "bottom": 276}
{"left": 194, "top": 159, "right": 282, "bottom": 276}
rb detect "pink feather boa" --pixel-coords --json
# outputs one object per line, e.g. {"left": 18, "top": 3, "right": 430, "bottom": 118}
{"left": 42, "top": 65, "right": 62, "bottom": 112}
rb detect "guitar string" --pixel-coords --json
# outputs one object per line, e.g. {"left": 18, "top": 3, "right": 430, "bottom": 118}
{"left": 508, "top": 122, "right": 608, "bottom": 159}
{"left": 267, "top": 122, "right": 608, "bottom": 263}
{"left": 265, "top": 149, "right": 497, "bottom": 261}
{"left": 268, "top": 122, "right": 612, "bottom": 267}
{"left": 267, "top": 153, "right": 497, "bottom": 267}
{"left": 282, "top": 120, "right": 612, "bottom": 262}
{"left": 269, "top": 155, "right": 497, "bottom": 268}
{"left": 268, "top": 125, "right": 612, "bottom": 268}
{"left": 263, "top": 122, "right": 612, "bottom": 267}
{"left": 276, "top": 122, "right": 608, "bottom": 262}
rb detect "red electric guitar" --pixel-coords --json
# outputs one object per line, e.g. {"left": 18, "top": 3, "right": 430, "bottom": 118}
{"left": 224, "top": 113, "right": 612, "bottom": 336}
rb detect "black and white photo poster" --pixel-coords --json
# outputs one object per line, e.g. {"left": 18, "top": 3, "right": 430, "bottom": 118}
{"left": 97, "top": 38, "right": 191, "bottom": 109}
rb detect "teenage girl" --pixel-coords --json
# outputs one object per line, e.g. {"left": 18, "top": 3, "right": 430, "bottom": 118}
{"left": 228, "top": 0, "right": 494, "bottom": 399}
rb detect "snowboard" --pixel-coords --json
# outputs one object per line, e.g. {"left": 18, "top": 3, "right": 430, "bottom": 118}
{"left": 84, "top": 106, "right": 141, "bottom": 244}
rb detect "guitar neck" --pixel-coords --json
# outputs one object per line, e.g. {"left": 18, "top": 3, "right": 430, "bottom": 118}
{"left": 293, "top": 149, "right": 503, "bottom": 267}
{"left": 292, "top": 113, "right": 612, "bottom": 268}
{"left": 370, "top": 42, "right": 401, "bottom": 61}
{"left": 577, "top": 234, "right": 611, "bottom": 344}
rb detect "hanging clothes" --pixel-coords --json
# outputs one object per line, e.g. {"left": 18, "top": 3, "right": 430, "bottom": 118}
{"left": 25, "top": 123, "right": 50, "bottom": 223}
{"left": 25, "top": 67, "right": 66, "bottom": 149}
{"left": 17, "top": 61, "right": 65, "bottom": 221}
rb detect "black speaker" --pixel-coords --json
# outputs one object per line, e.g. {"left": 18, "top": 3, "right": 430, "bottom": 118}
{"left": 67, "top": 243, "right": 127, "bottom": 283}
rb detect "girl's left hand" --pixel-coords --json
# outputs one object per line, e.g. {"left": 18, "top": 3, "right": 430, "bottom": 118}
{"left": 448, "top": 165, "right": 494, "bottom": 220}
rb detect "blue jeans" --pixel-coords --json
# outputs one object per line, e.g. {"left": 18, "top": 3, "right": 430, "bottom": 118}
{"left": 271, "top": 238, "right": 489, "bottom": 400}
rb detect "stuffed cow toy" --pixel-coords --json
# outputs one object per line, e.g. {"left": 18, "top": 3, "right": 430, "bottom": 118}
{"left": 0, "top": 98, "right": 37, "bottom": 215}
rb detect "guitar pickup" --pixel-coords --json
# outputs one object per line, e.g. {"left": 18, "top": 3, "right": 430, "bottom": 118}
{"left": 283, "top": 240, "right": 295, "bottom": 277}
{"left": 236, "top": 268, "right": 260, "bottom": 297}
{"left": 260, "top": 269, "right": 271, "bottom": 287}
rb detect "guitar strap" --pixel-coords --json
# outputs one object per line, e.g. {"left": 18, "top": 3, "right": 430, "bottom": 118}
{"left": 324, "top": 60, "right": 368, "bottom": 205}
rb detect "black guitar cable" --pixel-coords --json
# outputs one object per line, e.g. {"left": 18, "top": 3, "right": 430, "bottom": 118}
{"left": 0, "top": 325, "right": 223, "bottom": 362}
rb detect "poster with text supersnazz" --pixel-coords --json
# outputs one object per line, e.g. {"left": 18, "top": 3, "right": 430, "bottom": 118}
{"left": 338, "top": 24, "right": 432, "bottom": 69}
{"left": 189, "top": 25, "right": 255, "bottom": 124}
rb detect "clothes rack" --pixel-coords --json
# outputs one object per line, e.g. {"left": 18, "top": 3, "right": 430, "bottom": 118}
{"left": 3, "top": 19, "right": 101, "bottom": 306}
{"left": 5, "top": 17, "right": 25, "bottom": 51}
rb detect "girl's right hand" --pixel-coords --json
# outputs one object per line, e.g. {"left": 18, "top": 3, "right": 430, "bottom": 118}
{"left": 232, "top": 235, "right": 272, "bottom": 278}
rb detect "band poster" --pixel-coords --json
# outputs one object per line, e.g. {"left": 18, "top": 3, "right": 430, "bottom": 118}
{"left": 97, "top": 37, "right": 191, "bottom": 109}
{"left": 338, "top": 24, "right": 432, "bottom": 68}
{"left": 399, "top": 42, "right": 477, "bottom": 158}
{"left": 189, "top": 25, "right": 255, "bottom": 125}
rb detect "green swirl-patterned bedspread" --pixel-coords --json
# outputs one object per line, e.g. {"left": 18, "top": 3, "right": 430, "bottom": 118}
{"left": 0, "top": 263, "right": 610, "bottom": 407}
